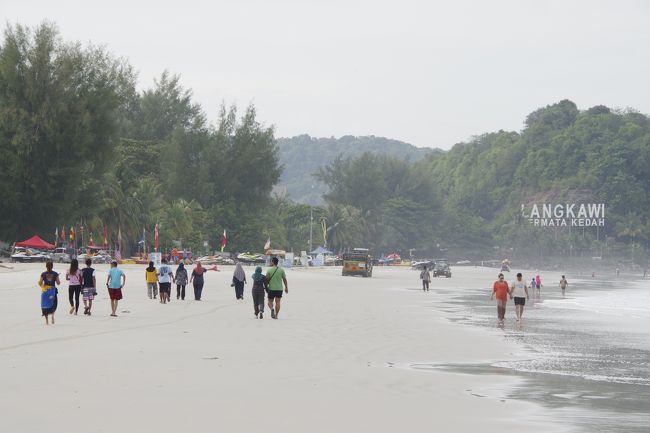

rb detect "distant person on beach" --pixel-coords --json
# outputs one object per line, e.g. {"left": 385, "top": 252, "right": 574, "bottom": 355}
{"left": 616, "top": 267, "right": 620, "bottom": 277}
{"left": 420, "top": 266, "right": 431, "bottom": 292}
{"left": 251, "top": 266, "right": 266, "bottom": 319}
{"left": 266, "top": 257, "right": 288, "bottom": 319}
{"left": 145, "top": 261, "right": 158, "bottom": 299}
{"left": 559, "top": 275, "right": 568, "bottom": 297}
{"left": 158, "top": 258, "right": 174, "bottom": 304}
{"left": 39, "top": 261, "right": 60, "bottom": 325}
{"left": 106, "top": 261, "right": 125, "bottom": 317}
{"left": 534, "top": 274, "right": 542, "bottom": 298}
{"left": 81, "top": 258, "right": 96, "bottom": 315}
{"left": 232, "top": 263, "right": 246, "bottom": 300}
{"left": 175, "top": 263, "right": 188, "bottom": 300}
{"left": 491, "top": 273, "right": 509, "bottom": 322}
{"left": 190, "top": 261, "right": 206, "bottom": 301}
{"left": 66, "top": 259, "right": 82, "bottom": 315}
{"left": 510, "top": 272, "right": 529, "bottom": 322}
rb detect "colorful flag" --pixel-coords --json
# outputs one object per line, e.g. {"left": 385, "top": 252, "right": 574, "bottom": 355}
{"left": 69, "top": 226, "right": 75, "bottom": 242}
{"left": 154, "top": 223, "right": 159, "bottom": 251}
{"left": 264, "top": 237, "right": 271, "bottom": 250}
{"left": 60, "top": 226, "right": 66, "bottom": 242}
{"left": 220, "top": 229, "right": 227, "bottom": 252}
{"left": 103, "top": 225, "right": 109, "bottom": 249}
{"left": 55, "top": 227, "right": 58, "bottom": 245}
{"left": 89, "top": 232, "right": 94, "bottom": 246}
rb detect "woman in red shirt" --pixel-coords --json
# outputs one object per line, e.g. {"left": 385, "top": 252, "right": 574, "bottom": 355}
{"left": 491, "top": 273, "right": 510, "bottom": 323}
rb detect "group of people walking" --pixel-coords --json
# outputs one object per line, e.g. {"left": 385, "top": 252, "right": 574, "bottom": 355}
{"left": 38, "top": 256, "right": 289, "bottom": 324}
{"left": 39, "top": 258, "right": 124, "bottom": 324}
{"left": 491, "top": 272, "right": 568, "bottom": 323}
{"left": 145, "top": 258, "right": 207, "bottom": 302}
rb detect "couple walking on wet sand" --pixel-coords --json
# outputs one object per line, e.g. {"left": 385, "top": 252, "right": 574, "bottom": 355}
{"left": 249, "top": 257, "right": 288, "bottom": 319}
{"left": 491, "top": 272, "right": 530, "bottom": 323}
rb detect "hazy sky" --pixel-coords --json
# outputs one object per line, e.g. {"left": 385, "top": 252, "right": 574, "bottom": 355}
{"left": 2, "top": 0, "right": 649, "bottom": 149}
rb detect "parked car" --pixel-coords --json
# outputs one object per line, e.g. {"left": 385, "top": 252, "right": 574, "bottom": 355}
{"left": 433, "top": 261, "right": 451, "bottom": 278}
{"left": 78, "top": 251, "right": 112, "bottom": 264}
{"left": 51, "top": 247, "right": 72, "bottom": 263}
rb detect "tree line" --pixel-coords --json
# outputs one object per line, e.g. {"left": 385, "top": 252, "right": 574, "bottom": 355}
{"left": 2, "top": 23, "right": 648, "bottom": 263}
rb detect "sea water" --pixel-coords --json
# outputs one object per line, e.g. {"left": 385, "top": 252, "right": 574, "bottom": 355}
{"left": 439, "top": 276, "right": 650, "bottom": 432}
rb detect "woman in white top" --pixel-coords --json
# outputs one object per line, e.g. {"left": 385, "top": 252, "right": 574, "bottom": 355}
{"left": 510, "top": 272, "right": 529, "bottom": 322}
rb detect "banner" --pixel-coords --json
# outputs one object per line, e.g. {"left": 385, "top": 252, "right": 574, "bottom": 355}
{"left": 154, "top": 223, "right": 159, "bottom": 252}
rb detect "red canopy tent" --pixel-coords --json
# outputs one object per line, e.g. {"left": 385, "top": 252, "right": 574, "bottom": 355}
{"left": 15, "top": 235, "right": 55, "bottom": 250}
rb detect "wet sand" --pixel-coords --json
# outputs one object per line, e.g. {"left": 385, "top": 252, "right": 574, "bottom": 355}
{"left": 0, "top": 263, "right": 568, "bottom": 433}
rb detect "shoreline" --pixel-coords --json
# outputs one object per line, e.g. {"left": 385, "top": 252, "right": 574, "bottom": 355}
{"left": 1, "top": 263, "right": 571, "bottom": 432}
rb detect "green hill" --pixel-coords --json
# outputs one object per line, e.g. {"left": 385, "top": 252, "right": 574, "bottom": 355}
{"left": 275, "top": 135, "right": 440, "bottom": 204}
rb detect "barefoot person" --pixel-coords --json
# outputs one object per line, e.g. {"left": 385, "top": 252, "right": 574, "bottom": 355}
{"left": 106, "top": 261, "right": 125, "bottom": 317}
{"left": 559, "top": 275, "right": 568, "bottom": 297}
{"left": 251, "top": 266, "right": 266, "bottom": 319}
{"left": 510, "top": 272, "right": 529, "bottom": 322}
{"left": 39, "top": 261, "right": 60, "bottom": 325}
{"left": 145, "top": 261, "right": 158, "bottom": 299}
{"left": 534, "top": 274, "right": 543, "bottom": 299}
{"left": 491, "top": 273, "right": 509, "bottom": 323}
{"left": 266, "top": 257, "right": 288, "bottom": 319}
{"left": 66, "top": 259, "right": 82, "bottom": 315}
{"left": 81, "top": 258, "right": 96, "bottom": 315}
{"left": 157, "top": 258, "right": 174, "bottom": 304}
{"left": 420, "top": 265, "right": 431, "bottom": 292}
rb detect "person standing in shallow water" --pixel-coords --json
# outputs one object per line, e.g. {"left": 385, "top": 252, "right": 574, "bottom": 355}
{"left": 66, "top": 258, "right": 82, "bottom": 315}
{"left": 559, "top": 275, "right": 568, "bottom": 297}
{"left": 491, "top": 273, "right": 509, "bottom": 323}
{"left": 420, "top": 265, "right": 431, "bottom": 292}
{"left": 266, "top": 257, "right": 288, "bottom": 319}
{"left": 510, "top": 272, "right": 529, "bottom": 322}
{"left": 39, "top": 261, "right": 60, "bottom": 325}
{"left": 232, "top": 262, "right": 246, "bottom": 300}
{"left": 251, "top": 266, "right": 266, "bottom": 318}
{"left": 190, "top": 261, "right": 206, "bottom": 301}
{"left": 175, "top": 263, "right": 188, "bottom": 300}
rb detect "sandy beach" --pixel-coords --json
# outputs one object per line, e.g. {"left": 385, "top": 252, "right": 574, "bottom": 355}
{"left": 0, "top": 263, "right": 567, "bottom": 433}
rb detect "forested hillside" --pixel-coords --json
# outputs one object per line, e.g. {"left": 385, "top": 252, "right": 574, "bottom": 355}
{"left": 276, "top": 135, "right": 438, "bottom": 204}
{"left": 1, "top": 23, "right": 648, "bottom": 262}
{"left": 315, "top": 100, "right": 650, "bottom": 261}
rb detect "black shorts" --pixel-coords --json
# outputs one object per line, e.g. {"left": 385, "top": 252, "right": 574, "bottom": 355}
{"left": 159, "top": 282, "right": 171, "bottom": 293}
{"left": 514, "top": 297, "right": 526, "bottom": 306}
{"left": 267, "top": 290, "right": 283, "bottom": 299}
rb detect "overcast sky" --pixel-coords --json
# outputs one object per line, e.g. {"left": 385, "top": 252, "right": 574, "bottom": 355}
{"left": 2, "top": 0, "right": 649, "bottom": 149}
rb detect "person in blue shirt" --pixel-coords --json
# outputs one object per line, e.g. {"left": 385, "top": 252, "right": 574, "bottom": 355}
{"left": 106, "top": 261, "right": 126, "bottom": 317}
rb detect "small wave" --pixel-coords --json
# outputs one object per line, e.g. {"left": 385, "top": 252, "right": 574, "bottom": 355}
{"left": 494, "top": 361, "right": 650, "bottom": 387}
